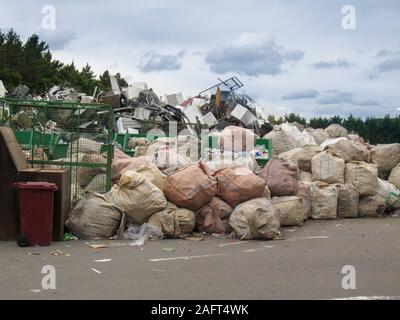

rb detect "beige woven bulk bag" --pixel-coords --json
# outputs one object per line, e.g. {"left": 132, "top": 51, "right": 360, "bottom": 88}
{"left": 312, "top": 151, "right": 345, "bottom": 184}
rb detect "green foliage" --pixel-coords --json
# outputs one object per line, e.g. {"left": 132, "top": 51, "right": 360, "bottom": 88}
{"left": 115, "top": 73, "right": 128, "bottom": 87}
{"left": 283, "top": 113, "right": 307, "bottom": 126}
{"left": 0, "top": 29, "right": 128, "bottom": 95}
{"left": 309, "top": 117, "right": 330, "bottom": 128}
{"left": 99, "top": 70, "right": 111, "bottom": 92}
{"left": 268, "top": 114, "right": 283, "bottom": 125}
{"left": 98, "top": 70, "right": 129, "bottom": 92}
{"left": 309, "top": 114, "right": 400, "bottom": 144}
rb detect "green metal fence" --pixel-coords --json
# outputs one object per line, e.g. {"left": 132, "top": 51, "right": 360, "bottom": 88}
{"left": 0, "top": 97, "right": 114, "bottom": 206}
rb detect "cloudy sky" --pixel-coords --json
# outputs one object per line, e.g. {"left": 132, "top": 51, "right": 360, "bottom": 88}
{"left": 1, "top": 0, "right": 400, "bottom": 118}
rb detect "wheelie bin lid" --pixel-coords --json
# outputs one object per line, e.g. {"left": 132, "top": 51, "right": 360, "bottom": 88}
{"left": 14, "top": 182, "right": 58, "bottom": 191}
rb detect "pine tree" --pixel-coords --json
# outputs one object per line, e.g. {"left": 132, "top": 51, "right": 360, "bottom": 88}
{"left": 1, "top": 29, "right": 24, "bottom": 87}
{"left": 0, "top": 30, "right": 129, "bottom": 95}
{"left": 115, "top": 73, "right": 128, "bottom": 87}
{"left": 99, "top": 70, "right": 111, "bottom": 92}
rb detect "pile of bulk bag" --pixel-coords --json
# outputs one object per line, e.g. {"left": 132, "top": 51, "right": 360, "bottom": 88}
{"left": 106, "top": 170, "right": 167, "bottom": 224}
{"left": 358, "top": 195, "right": 386, "bottom": 218}
{"left": 220, "top": 126, "right": 258, "bottom": 153}
{"left": 310, "top": 182, "right": 338, "bottom": 220}
{"left": 337, "top": 184, "right": 359, "bottom": 218}
{"left": 278, "top": 145, "right": 322, "bottom": 173}
{"left": 370, "top": 144, "right": 400, "bottom": 174}
{"left": 280, "top": 123, "right": 305, "bottom": 148}
{"left": 66, "top": 193, "right": 126, "bottom": 239}
{"left": 309, "top": 128, "right": 330, "bottom": 145}
{"left": 150, "top": 150, "right": 192, "bottom": 175}
{"left": 271, "top": 196, "right": 305, "bottom": 226}
{"left": 263, "top": 127, "right": 296, "bottom": 155}
{"left": 111, "top": 148, "right": 148, "bottom": 180}
{"left": 260, "top": 159, "right": 299, "bottom": 196}
{"left": 325, "top": 139, "right": 369, "bottom": 162}
{"left": 164, "top": 162, "right": 217, "bottom": 211}
{"left": 229, "top": 198, "right": 281, "bottom": 240}
{"left": 135, "top": 163, "right": 166, "bottom": 191}
{"left": 376, "top": 178, "right": 400, "bottom": 211}
{"left": 77, "top": 154, "right": 106, "bottom": 187}
{"left": 389, "top": 164, "right": 400, "bottom": 189}
{"left": 296, "top": 182, "right": 312, "bottom": 219}
{"left": 148, "top": 202, "right": 195, "bottom": 238}
{"left": 299, "top": 171, "right": 313, "bottom": 183}
{"left": 345, "top": 161, "right": 378, "bottom": 196}
{"left": 215, "top": 166, "right": 265, "bottom": 207}
{"left": 324, "top": 124, "right": 348, "bottom": 138}
{"left": 195, "top": 197, "right": 233, "bottom": 234}
{"left": 311, "top": 151, "right": 345, "bottom": 184}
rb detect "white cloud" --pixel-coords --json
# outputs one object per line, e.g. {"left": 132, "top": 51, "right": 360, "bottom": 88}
{"left": 317, "top": 91, "right": 380, "bottom": 106}
{"left": 205, "top": 33, "right": 303, "bottom": 76}
{"left": 138, "top": 51, "right": 185, "bottom": 73}
{"left": 370, "top": 56, "right": 400, "bottom": 79}
{"left": 311, "top": 59, "right": 355, "bottom": 69}
{"left": 374, "top": 49, "right": 400, "bottom": 58}
{"left": 38, "top": 29, "right": 77, "bottom": 50}
{"left": 282, "top": 89, "right": 320, "bottom": 100}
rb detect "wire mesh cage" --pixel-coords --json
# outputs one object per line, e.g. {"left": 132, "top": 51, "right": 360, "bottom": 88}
{"left": 0, "top": 97, "right": 113, "bottom": 206}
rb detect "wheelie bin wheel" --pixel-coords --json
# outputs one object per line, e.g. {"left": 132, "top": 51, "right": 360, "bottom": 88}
{"left": 17, "top": 235, "right": 30, "bottom": 247}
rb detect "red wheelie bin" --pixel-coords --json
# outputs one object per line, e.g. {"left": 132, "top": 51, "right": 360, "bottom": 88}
{"left": 14, "top": 182, "right": 58, "bottom": 246}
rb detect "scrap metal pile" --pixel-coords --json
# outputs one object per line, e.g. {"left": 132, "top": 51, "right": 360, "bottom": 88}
{"left": 1, "top": 82, "right": 107, "bottom": 133}
{"left": 1, "top": 76, "right": 270, "bottom": 137}
{"left": 6, "top": 83, "right": 99, "bottom": 104}
{"left": 102, "top": 76, "right": 269, "bottom": 136}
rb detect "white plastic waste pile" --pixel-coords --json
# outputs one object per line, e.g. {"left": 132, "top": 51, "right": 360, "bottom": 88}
{"left": 203, "top": 149, "right": 259, "bottom": 175}
{"left": 280, "top": 123, "right": 306, "bottom": 148}
{"left": 376, "top": 178, "right": 400, "bottom": 210}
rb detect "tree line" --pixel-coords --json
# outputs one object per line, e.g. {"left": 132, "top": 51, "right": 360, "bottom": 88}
{"left": 268, "top": 113, "right": 400, "bottom": 145}
{"left": 0, "top": 29, "right": 128, "bottom": 95}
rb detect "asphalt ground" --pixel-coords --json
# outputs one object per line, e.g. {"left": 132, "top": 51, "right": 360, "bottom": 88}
{"left": 1, "top": 217, "right": 400, "bottom": 300}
